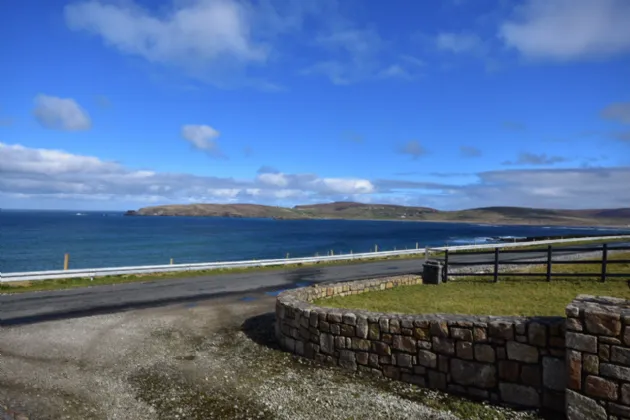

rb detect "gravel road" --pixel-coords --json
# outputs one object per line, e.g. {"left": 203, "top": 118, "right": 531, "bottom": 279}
{"left": 0, "top": 291, "right": 542, "bottom": 420}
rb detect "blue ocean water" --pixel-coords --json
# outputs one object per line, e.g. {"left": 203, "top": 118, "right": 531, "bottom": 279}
{"left": 1, "top": 210, "right": 629, "bottom": 273}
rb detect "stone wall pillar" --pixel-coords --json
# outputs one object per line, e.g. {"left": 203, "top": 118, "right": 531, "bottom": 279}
{"left": 565, "top": 295, "right": 630, "bottom": 420}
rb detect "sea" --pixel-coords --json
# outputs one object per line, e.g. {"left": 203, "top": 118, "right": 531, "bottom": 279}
{"left": 1, "top": 209, "right": 629, "bottom": 273}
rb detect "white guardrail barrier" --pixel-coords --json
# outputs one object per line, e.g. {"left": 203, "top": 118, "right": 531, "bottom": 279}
{"left": 2, "top": 235, "right": 629, "bottom": 283}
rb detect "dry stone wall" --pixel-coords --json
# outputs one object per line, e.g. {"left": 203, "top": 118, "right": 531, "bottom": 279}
{"left": 275, "top": 275, "right": 566, "bottom": 413}
{"left": 565, "top": 295, "right": 630, "bottom": 420}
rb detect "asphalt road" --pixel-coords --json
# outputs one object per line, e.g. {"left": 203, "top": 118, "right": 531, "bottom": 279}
{"left": 1, "top": 243, "right": 626, "bottom": 325}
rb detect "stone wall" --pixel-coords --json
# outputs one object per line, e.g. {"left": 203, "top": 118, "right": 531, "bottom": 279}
{"left": 565, "top": 295, "right": 630, "bottom": 420}
{"left": 275, "top": 275, "right": 566, "bottom": 413}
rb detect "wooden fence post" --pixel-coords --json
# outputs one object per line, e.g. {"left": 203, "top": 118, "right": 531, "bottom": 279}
{"left": 493, "top": 248, "right": 499, "bottom": 283}
{"left": 64, "top": 253, "right": 69, "bottom": 270}
{"left": 601, "top": 243, "right": 608, "bottom": 282}
{"left": 443, "top": 249, "right": 449, "bottom": 283}
{"left": 546, "top": 245, "right": 553, "bottom": 282}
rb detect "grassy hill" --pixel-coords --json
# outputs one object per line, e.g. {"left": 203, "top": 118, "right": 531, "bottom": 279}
{"left": 131, "top": 201, "right": 630, "bottom": 227}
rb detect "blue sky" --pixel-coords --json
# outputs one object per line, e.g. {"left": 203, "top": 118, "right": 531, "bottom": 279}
{"left": 1, "top": 0, "right": 629, "bottom": 211}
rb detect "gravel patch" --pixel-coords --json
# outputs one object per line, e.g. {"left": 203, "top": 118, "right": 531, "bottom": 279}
{"left": 0, "top": 294, "right": 543, "bottom": 420}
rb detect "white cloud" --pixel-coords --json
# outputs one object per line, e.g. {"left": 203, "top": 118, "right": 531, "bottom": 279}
{"left": 33, "top": 95, "right": 92, "bottom": 131}
{"left": 64, "top": 0, "right": 268, "bottom": 78}
{"left": 500, "top": 0, "right": 630, "bottom": 61}
{"left": 0, "top": 143, "right": 375, "bottom": 205}
{"left": 601, "top": 102, "right": 630, "bottom": 125}
{"left": 397, "top": 140, "right": 427, "bottom": 159}
{"left": 181, "top": 124, "right": 221, "bottom": 153}
{"left": 257, "top": 172, "right": 289, "bottom": 187}
{"left": 435, "top": 32, "right": 483, "bottom": 54}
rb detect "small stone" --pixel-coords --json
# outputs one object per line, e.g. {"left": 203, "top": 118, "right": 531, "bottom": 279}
{"left": 379, "top": 318, "right": 389, "bottom": 333}
{"left": 489, "top": 321, "right": 514, "bottom": 340}
{"left": 389, "top": 319, "right": 401, "bottom": 334}
{"left": 521, "top": 365, "right": 541, "bottom": 387}
{"left": 585, "top": 375, "right": 618, "bottom": 400}
{"left": 430, "top": 321, "right": 449, "bottom": 337}
{"left": 498, "top": 360, "right": 520, "bottom": 382}
{"left": 566, "top": 389, "right": 607, "bottom": 420}
{"left": 340, "top": 324, "right": 355, "bottom": 337}
{"left": 428, "top": 370, "right": 446, "bottom": 390}
{"left": 369, "top": 353, "right": 379, "bottom": 367}
{"left": 368, "top": 323, "right": 380, "bottom": 340}
{"left": 456, "top": 341, "right": 473, "bottom": 360}
{"left": 566, "top": 332, "right": 598, "bottom": 353}
{"left": 451, "top": 328, "right": 473, "bottom": 341}
{"left": 372, "top": 341, "right": 391, "bottom": 356}
{"left": 320, "top": 333, "right": 334, "bottom": 355}
{"left": 417, "top": 340, "right": 431, "bottom": 349}
{"left": 515, "top": 322, "right": 526, "bottom": 335}
{"left": 474, "top": 344, "right": 495, "bottom": 363}
{"left": 542, "top": 357, "right": 566, "bottom": 391}
{"left": 356, "top": 316, "right": 368, "bottom": 339}
{"left": 610, "top": 403, "right": 630, "bottom": 418}
{"left": 330, "top": 324, "right": 341, "bottom": 335}
{"left": 600, "top": 336, "right": 621, "bottom": 344}
{"left": 401, "top": 373, "right": 426, "bottom": 387}
{"left": 382, "top": 333, "right": 393, "bottom": 344}
{"left": 599, "top": 344, "right": 610, "bottom": 361}
{"left": 567, "top": 350, "right": 582, "bottom": 390}
{"left": 565, "top": 304, "right": 580, "bottom": 318}
{"left": 338, "top": 350, "right": 357, "bottom": 370}
{"left": 393, "top": 335, "right": 417, "bottom": 353}
{"left": 621, "top": 384, "right": 630, "bottom": 405}
{"left": 417, "top": 350, "right": 437, "bottom": 368}
{"left": 383, "top": 365, "right": 400, "bottom": 380}
{"left": 601, "top": 363, "right": 630, "bottom": 381}
{"left": 496, "top": 346, "right": 506, "bottom": 360}
{"left": 432, "top": 337, "right": 455, "bottom": 355}
{"left": 611, "top": 346, "right": 630, "bottom": 365}
{"left": 473, "top": 327, "right": 487, "bottom": 342}
{"left": 567, "top": 318, "right": 583, "bottom": 332}
{"left": 528, "top": 322, "right": 547, "bottom": 347}
{"left": 583, "top": 354, "right": 599, "bottom": 374}
{"left": 351, "top": 338, "right": 370, "bottom": 352}
{"left": 516, "top": 335, "right": 528, "bottom": 343}
{"left": 506, "top": 341, "right": 539, "bottom": 363}
{"left": 328, "top": 312, "right": 342, "bottom": 323}
{"left": 413, "top": 327, "right": 430, "bottom": 340}
{"left": 451, "top": 359, "right": 497, "bottom": 388}
{"left": 334, "top": 336, "right": 346, "bottom": 349}
{"left": 467, "top": 387, "right": 489, "bottom": 400}
{"left": 585, "top": 308, "right": 621, "bottom": 336}
{"left": 395, "top": 352, "right": 413, "bottom": 368}
{"left": 438, "top": 355, "right": 449, "bottom": 373}
{"left": 624, "top": 327, "right": 630, "bottom": 346}
{"left": 356, "top": 352, "right": 369, "bottom": 365}
{"left": 499, "top": 383, "right": 539, "bottom": 407}
{"left": 343, "top": 312, "right": 357, "bottom": 326}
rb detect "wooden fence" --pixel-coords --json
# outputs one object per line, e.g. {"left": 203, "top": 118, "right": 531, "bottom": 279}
{"left": 443, "top": 243, "right": 630, "bottom": 282}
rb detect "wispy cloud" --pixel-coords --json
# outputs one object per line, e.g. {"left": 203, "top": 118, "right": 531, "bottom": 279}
{"left": 601, "top": 102, "right": 630, "bottom": 124}
{"left": 502, "top": 120, "right": 527, "bottom": 131}
{"left": 503, "top": 152, "right": 567, "bottom": 165}
{"left": 397, "top": 140, "right": 428, "bottom": 159}
{"left": 499, "top": 0, "right": 630, "bottom": 61}
{"left": 33, "top": 94, "right": 91, "bottom": 131}
{"left": 181, "top": 124, "right": 224, "bottom": 157}
{"left": 459, "top": 146, "right": 482, "bottom": 157}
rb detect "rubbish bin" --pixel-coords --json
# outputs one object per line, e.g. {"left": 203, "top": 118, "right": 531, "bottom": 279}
{"left": 423, "top": 260, "right": 444, "bottom": 285}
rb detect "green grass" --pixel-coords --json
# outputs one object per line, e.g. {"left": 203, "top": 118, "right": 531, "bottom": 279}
{"left": 316, "top": 252, "right": 630, "bottom": 317}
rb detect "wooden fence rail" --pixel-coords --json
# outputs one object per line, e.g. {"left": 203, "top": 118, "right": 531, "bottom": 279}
{"left": 443, "top": 243, "right": 630, "bottom": 282}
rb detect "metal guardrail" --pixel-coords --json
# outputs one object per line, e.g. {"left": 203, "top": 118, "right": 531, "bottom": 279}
{"left": 1, "top": 235, "right": 629, "bottom": 283}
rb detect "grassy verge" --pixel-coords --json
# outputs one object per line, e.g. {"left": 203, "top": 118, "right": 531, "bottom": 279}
{"left": 0, "top": 252, "right": 429, "bottom": 294}
{"left": 316, "top": 252, "right": 630, "bottom": 317}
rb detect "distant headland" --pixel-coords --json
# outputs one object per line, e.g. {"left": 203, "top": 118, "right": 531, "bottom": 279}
{"left": 124, "top": 201, "right": 630, "bottom": 228}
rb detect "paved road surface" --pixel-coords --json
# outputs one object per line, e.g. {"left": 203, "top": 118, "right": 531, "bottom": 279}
{"left": 1, "top": 243, "right": 624, "bottom": 325}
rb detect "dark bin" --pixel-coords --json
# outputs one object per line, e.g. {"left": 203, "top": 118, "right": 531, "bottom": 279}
{"left": 423, "top": 260, "right": 444, "bottom": 285}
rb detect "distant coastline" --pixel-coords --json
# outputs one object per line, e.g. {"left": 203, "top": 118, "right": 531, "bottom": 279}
{"left": 125, "top": 201, "right": 630, "bottom": 229}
